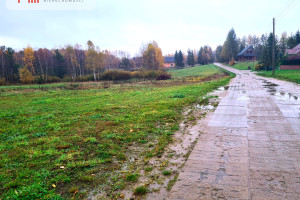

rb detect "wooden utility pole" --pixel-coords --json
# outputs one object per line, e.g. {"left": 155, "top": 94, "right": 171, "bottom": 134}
{"left": 272, "top": 18, "right": 275, "bottom": 76}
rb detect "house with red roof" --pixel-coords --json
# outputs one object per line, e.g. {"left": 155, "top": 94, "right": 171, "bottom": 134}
{"left": 281, "top": 43, "right": 300, "bottom": 70}
{"left": 286, "top": 43, "right": 300, "bottom": 56}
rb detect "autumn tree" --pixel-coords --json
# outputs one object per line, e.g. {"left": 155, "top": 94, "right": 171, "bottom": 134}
{"left": 23, "top": 46, "right": 35, "bottom": 75}
{"left": 142, "top": 41, "right": 164, "bottom": 70}
{"left": 19, "top": 67, "right": 34, "bottom": 83}
{"left": 85, "top": 41, "right": 105, "bottom": 81}
{"left": 17, "top": 45, "right": 36, "bottom": 83}
{"left": 64, "top": 45, "right": 79, "bottom": 81}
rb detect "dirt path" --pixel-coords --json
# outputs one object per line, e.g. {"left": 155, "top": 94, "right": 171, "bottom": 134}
{"left": 167, "top": 63, "right": 300, "bottom": 200}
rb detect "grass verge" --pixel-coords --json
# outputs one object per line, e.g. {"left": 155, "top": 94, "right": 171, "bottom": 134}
{"left": 256, "top": 69, "right": 300, "bottom": 84}
{"left": 228, "top": 61, "right": 258, "bottom": 70}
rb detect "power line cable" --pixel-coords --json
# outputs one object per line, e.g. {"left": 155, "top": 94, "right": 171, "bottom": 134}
{"left": 275, "top": 0, "right": 297, "bottom": 19}
{"left": 276, "top": 0, "right": 299, "bottom": 21}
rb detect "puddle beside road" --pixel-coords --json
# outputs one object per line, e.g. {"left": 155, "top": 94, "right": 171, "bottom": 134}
{"left": 196, "top": 104, "right": 215, "bottom": 110}
{"left": 218, "top": 86, "right": 229, "bottom": 91}
{"left": 262, "top": 80, "right": 300, "bottom": 102}
{"left": 271, "top": 91, "right": 300, "bottom": 102}
{"left": 262, "top": 80, "right": 278, "bottom": 87}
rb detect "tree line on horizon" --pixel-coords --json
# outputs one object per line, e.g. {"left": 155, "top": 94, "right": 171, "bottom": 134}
{"left": 216, "top": 28, "right": 300, "bottom": 70}
{"left": 0, "top": 41, "right": 166, "bottom": 85}
{"left": 173, "top": 46, "right": 215, "bottom": 68}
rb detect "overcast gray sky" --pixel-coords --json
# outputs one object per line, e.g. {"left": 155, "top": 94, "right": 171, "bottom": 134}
{"left": 0, "top": 0, "right": 299, "bottom": 56}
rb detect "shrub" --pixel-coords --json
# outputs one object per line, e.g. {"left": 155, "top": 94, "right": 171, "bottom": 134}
{"left": 101, "top": 70, "right": 132, "bottom": 80}
{"left": 255, "top": 64, "right": 264, "bottom": 70}
{"left": 229, "top": 57, "right": 235, "bottom": 66}
{"left": 0, "top": 77, "right": 6, "bottom": 85}
{"left": 135, "top": 70, "right": 161, "bottom": 79}
{"left": 74, "top": 75, "right": 94, "bottom": 82}
{"left": 47, "top": 76, "right": 61, "bottom": 83}
{"left": 62, "top": 76, "right": 73, "bottom": 82}
{"left": 156, "top": 73, "right": 172, "bottom": 80}
{"left": 19, "top": 67, "right": 34, "bottom": 84}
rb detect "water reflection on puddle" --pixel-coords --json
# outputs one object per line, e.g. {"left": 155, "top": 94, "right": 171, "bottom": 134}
{"left": 262, "top": 80, "right": 300, "bottom": 103}
{"left": 218, "top": 86, "right": 229, "bottom": 91}
{"left": 196, "top": 104, "right": 215, "bottom": 110}
{"left": 271, "top": 91, "right": 300, "bottom": 102}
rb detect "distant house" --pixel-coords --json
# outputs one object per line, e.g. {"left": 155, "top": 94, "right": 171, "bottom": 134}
{"left": 281, "top": 43, "right": 300, "bottom": 70}
{"left": 286, "top": 43, "right": 300, "bottom": 56}
{"left": 237, "top": 46, "right": 256, "bottom": 62}
{"left": 164, "top": 57, "right": 175, "bottom": 68}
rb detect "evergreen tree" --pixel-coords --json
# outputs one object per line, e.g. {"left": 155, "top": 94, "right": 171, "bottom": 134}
{"left": 197, "top": 47, "right": 203, "bottom": 64}
{"left": 119, "top": 57, "right": 131, "bottom": 70}
{"left": 54, "top": 49, "right": 66, "bottom": 79}
{"left": 259, "top": 33, "right": 279, "bottom": 71}
{"left": 215, "top": 46, "right": 223, "bottom": 62}
{"left": 208, "top": 47, "right": 214, "bottom": 63}
{"left": 221, "top": 28, "right": 239, "bottom": 61}
{"left": 238, "top": 36, "right": 246, "bottom": 52}
{"left": 187, "top": 49, "right": 195, "bottom": 67}
{"left": 177, "top": 50, "right": 184, "bottom": 68}
{"left": 295, "top": 30, "right": 300, "bottom": 44}
{"left": 174, "top": 51, "right": 179, "bottom": 67}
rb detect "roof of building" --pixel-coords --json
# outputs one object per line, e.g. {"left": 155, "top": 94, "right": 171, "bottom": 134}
{"left": 286, "top": 43, "right": 300, "bottom": 55}
{"left": 293, "top": 43, "right": 300, "bottom": 50}
{"left": 164, "top": 57, "right": 175, "bottom": 63}
{"left": 237, "top": 45, "right": 255, "bottom": 56}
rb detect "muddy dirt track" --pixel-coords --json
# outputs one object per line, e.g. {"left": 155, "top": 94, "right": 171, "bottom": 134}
{"left": 167, "top": 63, "right": 300, "bottom": 200}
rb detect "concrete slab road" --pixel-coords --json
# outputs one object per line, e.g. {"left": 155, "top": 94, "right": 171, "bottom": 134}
{"left": 167, "top": 63, "right": 300, "bottom": 200}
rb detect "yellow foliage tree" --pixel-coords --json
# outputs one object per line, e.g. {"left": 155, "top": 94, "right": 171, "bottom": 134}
{"left": 85, "top": 40, "right": 104, "bottom": 81}
{"left": 142, "top": 41, "right": 164, "bottom": 70}
{"left": 23, "top": 46, "right": 35, "bottom": 75}
{"left": 19, "top": 67, "right": 34, "bottom": 83}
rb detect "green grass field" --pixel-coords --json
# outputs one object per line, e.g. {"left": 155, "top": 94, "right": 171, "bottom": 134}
{"left": 228, "top": 61, "right": 258, "bottom": 70}
{"left": 169, "top": 64, "right": 223, "bottom": 78}
{"left": 256, "top": 69, "right": 300, "bottom": 84}
{"left": 0, "top": 65, "right": 234, "bottom": 199}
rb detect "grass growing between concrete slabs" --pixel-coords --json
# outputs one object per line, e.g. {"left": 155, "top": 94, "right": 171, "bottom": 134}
{"left": 229, "top": 61, "right": 258, "bottom": 70}
{"left": 256, "top": 69, "right": 300, "bottom": 84}
{"left": 0, "top": 65, "right": 234, "bottom": 199}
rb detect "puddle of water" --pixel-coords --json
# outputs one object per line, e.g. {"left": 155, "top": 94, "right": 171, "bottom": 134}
{"left": 196, "top": 104, "right": 215, "bottom": 110}
{"left": 215, "top": 168, "right": 226, "bottom": 184}
{"left": 262, "top": 80, "right": 278, "bottom": 87}
{"left": 218, "top": 86, "right": 229, "bottom": 91}
{"left": 237, "top": 96, "right": 249, "bottom": 101}
{"left": 271, "top": 91, "right": 300, "bottom": 102}
{"left": 200, "top": 170, "right": 209, "bottom": 182}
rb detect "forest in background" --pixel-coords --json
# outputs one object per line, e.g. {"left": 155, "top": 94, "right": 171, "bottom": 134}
{"left": 1, "top": 30, "right": 300, "bottom": 85}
